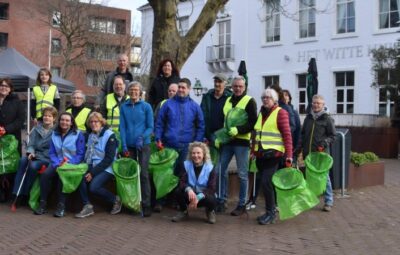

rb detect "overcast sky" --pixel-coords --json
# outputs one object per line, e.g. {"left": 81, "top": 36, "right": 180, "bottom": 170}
{"left": 106, "top": 0, "right": 148, "bottom": 34}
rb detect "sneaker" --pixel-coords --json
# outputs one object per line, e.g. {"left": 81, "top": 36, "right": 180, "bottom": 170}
{"left": 172, "top": 210, "right": 188, "bottom": 222}
{"left": 142, "top": 206, "right": 152, "bottom": 217}
{"left": 322, "top": 204, "right": 332, "bottom": 212}
{"left": 206, "top": 210, "right": 216, "bottom": 224}
{"left": 53, "top": 203, "right": 65, "bottom": 218}
{"left": 33, "top": 200, "right": 47, "bottom": 215}
{"left": 110, "top": 196, "right": 122, "bottom": 215}
{"left": 75, "top": 204, "right": 94, "bottom": 218}
{"left": 153, "top": 204, "right": 162, "bottom": 213}
{"left": 245, "top": 201, "right": 257, "bottom": 211}
{"left": 258, "top": 211, "right": 276, "bottom": 225}
{"left": 230, "top": 205, "right": 246, "bottom": 216}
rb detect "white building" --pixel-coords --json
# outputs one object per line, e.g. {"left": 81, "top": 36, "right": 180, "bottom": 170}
{"left": 139, "top": 0, "right": 400, "bottom": 126}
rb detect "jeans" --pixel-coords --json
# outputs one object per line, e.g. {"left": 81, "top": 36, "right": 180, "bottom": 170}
{"left": 12, "top": 157, "right": 48, "bottom": 196}
{"left": 79, "top": 171, "right": 116, "bottom": 205}
{"left": 324, "top": 174, "right": 334, "bottom": 206}
{"left": 172, "top": 144, "right": 189, "bottom": 176}
{"left": 39, "top": 164, "right": 62, "bottom": 202}
{"left": 218, "top": 145, "right": 249, "bottom": 206}
{"left": 175, "top": 189, "right": 217, "bottom": 212}
{"left": 128, "top": 145, "right": 151, "bottom": 207}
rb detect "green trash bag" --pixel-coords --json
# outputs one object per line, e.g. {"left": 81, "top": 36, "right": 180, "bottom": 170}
{"left": 305, "top": 152, "right": 334, "bottom": 196}
{"left": 248, "top": 157, "right": 258, "bottom": 173}
{"left": 29, "top": 178, "right": 40, "bottom": 210}
{"left": 149, "top": 148, "right": 179, "bottom": 199}
{"left": 56, "top": 163, "right": 88, "bottom": 193}
{"left": 113, "top": 158, "right": 141, "bottom": 212}
{"left": 114, "top": 131, "right": 123, "bottom": 154}
{"left": 0, "top": 134, "right": 20, "bottom": 175}
{"left": 272, "top": 167, "right": 319, "bottom": 220}
{"left": 215, "top": 108, "right": 248, "bottom": 144}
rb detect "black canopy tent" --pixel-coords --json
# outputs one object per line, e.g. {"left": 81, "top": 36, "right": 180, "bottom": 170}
{"left": 0, "top": 48, "right": 75, "bottom": 132}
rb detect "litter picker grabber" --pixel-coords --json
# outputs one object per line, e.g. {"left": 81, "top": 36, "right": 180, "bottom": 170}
{"left": 11, "top": 159, "right": 31, "bottom": 212}
{"left": 136, "top": 149, "right": 143, "bottom": 217}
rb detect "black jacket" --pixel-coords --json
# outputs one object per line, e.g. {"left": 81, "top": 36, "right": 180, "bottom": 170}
{"left": 301, "top": 111, "right": 336, "bottom": 158}
{"left": 148, "top": 74, "right": 180, "bottom": 110}
{"left": 0, "top": 93, "right": 25, "bottom": 152}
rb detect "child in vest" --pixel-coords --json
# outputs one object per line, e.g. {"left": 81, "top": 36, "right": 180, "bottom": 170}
{"left": 31, "top": 68, "right": 60, "bottom": 125}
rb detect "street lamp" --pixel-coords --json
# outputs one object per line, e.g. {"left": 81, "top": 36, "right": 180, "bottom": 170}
{"left": 193, "top": 78, "right": 208, "bottom": 96}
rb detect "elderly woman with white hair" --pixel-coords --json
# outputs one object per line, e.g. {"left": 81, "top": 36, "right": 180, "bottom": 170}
{"left": 171, "top": 142, "right": 217, "bottom": 224}
{"left": 119, "top": 81, "right": 154, "bottom": 217}
{"left": 251, "top": 88, "right": 293, "bottom": 225}
{"left": 66, "top": 90, "right": 92, "bottom": 133}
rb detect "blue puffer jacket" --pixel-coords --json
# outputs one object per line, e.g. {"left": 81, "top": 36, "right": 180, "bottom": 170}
{"left": 119, "top": 99, "right": 154, "bottom": 151}
{"left": 155, "top": 95, "right": 205, "bottom": 148}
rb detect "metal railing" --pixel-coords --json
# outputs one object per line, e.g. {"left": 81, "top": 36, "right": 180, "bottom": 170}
{"left": 206, "top": 44, "right": 235, "bottom": 63}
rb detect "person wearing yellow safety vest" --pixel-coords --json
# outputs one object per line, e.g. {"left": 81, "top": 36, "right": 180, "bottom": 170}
{"left": 66, "top": 90, "right": 92, "bottom": 133}
{"left": 214, "top": 76, "right": 257, "bottom": 216}
{"left": 30, "top": 68, "right": 60, "bottom": 124}
{"left": 100, "top": 76, "right": 129, "bottom": 132}
{"left": 251, "top": 88, "right": 293, "bottom": 225}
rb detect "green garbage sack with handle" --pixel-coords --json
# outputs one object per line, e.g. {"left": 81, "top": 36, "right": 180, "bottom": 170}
{"left": 149, "top": 148, "right": 179, "bottom": 199}
{"left": 305, "top": 152, "right": 334, "bottom": 196}
{"left": 113, "top": 158, "right": 141, "bottom": 212}
{"left": 215, "top": 108, "right": 248, "bottom": 144}
{"left": 0, "top": 134, "right": 20, "bottom": 175}
{"left": 272, "top": 167, "right": 319, "bottom": 220}
{"left": 29, "top": 178, "right": 40, "bottom": 210}
{"left": 56, "top": 163, "right": 88, "bottom": 193}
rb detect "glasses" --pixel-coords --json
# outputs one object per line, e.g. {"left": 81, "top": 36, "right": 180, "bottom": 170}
{"left": 90, "top": 120, "right": 100, "bottom": 124}
{"left": 0, "top": 84, "right": 10, "bottom": 88}
{"left": 72, "top": 97, "right": 83, "bottom": 99}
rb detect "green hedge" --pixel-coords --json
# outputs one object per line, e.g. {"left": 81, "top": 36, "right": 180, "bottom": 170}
{"left": 350, "top": 151, "right": 379, "bottom": 167}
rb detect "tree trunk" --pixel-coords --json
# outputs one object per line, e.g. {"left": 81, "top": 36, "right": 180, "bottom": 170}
{"left": 148, "top": 0, "right": 228, "bottom": 80}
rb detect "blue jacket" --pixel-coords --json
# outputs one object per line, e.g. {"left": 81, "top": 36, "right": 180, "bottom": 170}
{"left": 49, "top": 129, "right": 86, "bottom": 167}
{"left": 155, "top": 95, "right": 205, "bottom": 148}
{"left": 120, "top": 99, "right": 154, "bottom": 151}
{"left": 85, "top": 127, "right": 117, "bottom": 175}
{"left": 184, "top": 160, "right": 214, "bottom": 194}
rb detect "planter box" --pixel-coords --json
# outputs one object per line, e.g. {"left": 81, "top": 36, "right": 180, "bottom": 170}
{"left": 348, "top": 162, "right": 385, "bottom": 189}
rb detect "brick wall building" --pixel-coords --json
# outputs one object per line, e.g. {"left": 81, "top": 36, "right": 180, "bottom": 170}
{"left": 0, "top": 0, "right": 131, "bottom": 98}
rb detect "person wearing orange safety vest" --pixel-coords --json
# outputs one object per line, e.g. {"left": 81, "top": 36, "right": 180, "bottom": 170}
{"left": 252, "top": 88, "right": 292, "bottom": 225}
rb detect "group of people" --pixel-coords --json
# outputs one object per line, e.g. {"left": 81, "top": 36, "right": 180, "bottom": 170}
{"left": 0, "top": 55, "right": 336, "bottom": 225}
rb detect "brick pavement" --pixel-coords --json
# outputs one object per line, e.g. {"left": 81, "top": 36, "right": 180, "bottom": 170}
{"left": 1, "top": 159, "right": 400, "bottom": 255}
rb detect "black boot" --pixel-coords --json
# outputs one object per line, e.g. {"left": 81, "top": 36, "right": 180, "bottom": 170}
{"left": 53, "top": 202, "right": 65, "bottom": 217}
{"left": 34, "top": 200, "right": 47, "bottom": 215}
{"left": 257, "top": 210, "right": 276, "bottom": 225}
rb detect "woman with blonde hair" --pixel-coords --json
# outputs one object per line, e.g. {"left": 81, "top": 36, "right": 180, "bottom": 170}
{"left": 172, "top": 142, "right": 217, "bottom": 224}
{"left": 75, "top": 112, "right": 120, "bottom": 218}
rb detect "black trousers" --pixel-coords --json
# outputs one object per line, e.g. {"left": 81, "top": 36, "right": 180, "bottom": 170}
{"left": 255, "top": 157, "right": 281, "bottom": 211}
{"left": 174, "top": 189, "right": 217, "bottom": 212}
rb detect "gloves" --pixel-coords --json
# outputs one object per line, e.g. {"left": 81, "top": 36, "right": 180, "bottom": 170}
{"left": 317, "top": 146, "right": 324, "bottom": 152}
{"left": 214, "top": 138, "right": 221, "bottom": 149}
{"left": 38, "top": 165, "right": 47, "bottom": 174}
{"left": 228, "top": 127, "right": 238, "bottom": 136}
{"left": 123, "top": 150, "right": 130, "bottom": 157}
{"left": 135, "top": 136, "right": 144, "bottom": 150}
{"left": 156, "top": 140, "right": 164, "bottom": 151}
{"left": 0, "top": 126, "right": 6, "bottom": 137}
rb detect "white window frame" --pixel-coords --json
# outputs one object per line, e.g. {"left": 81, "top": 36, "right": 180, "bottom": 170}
{"left": 298, "top": 0, "right": 316, "bottom": 39}
{"left": 335, "top": 71, "right": 355, "bottom": 114}
{"left": 52, "top": 11, "right": 61, "bottom": 27}
{"left": 177, "top": 16, "right": 189, "bottom": 36}
{"left": 265, "top": 0, "right": 281, "bottom": 43}
{"left": 377, "top": 69, "right": 395, "bottom": 116}
{"left": 217, "top": 19, "right": 232, "bottom": 60}
{"left": 263, "top": 75, "right": 280, "bottom": 89}
{"left": 51, "top": 38, "right": 61, "bottom": 55}
{"left": 336, "top": 0, "right": 355, "bottom": 34}
{"left": 377, "top": 0, "right": 400, "bottom": 32}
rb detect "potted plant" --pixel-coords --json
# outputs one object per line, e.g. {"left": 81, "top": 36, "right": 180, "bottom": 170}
{"left": 348, "top": 151, "right": 385, "bottom": 189}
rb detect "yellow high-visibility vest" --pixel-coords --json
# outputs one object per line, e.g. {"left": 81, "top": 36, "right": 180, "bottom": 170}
{"left": 106, "top": 93, "right": 128, "bottom": 132}
{"left": 33, "top": 84, "right": 57, "bottom": 118}
{"left": 254, "top": 107, "right": 285, "bottom": 153}
{"left": 66, "top": 107, "right": 91, "bottom": 132}
{"left": 223, "top": 95, "right": 252, "bottom": 140}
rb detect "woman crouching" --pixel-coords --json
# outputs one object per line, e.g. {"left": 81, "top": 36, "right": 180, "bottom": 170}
{"left": 172, "top": 142, "right": 217, "bottom": 224}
